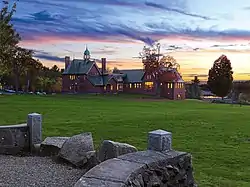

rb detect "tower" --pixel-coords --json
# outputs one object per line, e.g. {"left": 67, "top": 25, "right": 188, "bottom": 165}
{"left": 83, "top": 46, "right": 90, "bottom": 60}
{"left": 65, "top": 56, "right": 70, "bottom": 69}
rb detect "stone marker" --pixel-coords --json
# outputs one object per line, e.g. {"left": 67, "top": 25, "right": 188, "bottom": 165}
{"left": 27, "top": 113, "right": 42, "bottom": 147}
{"left": 98, "top": 140, "right": 137, "bottom": 162}
{"left": 40, "top": 137, "right": 69, "bottom": 156}
{"left": 148, "top": 129, "right": 172, "bottom": 152}
{"left": 58, "top": 132, "right": 95, "bottom": 167}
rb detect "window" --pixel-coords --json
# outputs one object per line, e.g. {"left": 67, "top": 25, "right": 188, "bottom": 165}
{"left": 104, "top": 86, "right": 106, "bottom": 90}
{"left": 70, "top": 75, "right": 76, "bottom": 80}
{"left": 168, "top": 83, "right": 173, "bottom": 89}
{"left": 146, "top": 75, "right": 152, "bottom": 79}
{"left": 129, "top": 83, "right": 132, "bottom": 88}
{"left": 111, "top": 85, "right": 113, "bottom": 90}
{"left": 145, "top": 82, "right": 153, "bottom": 89}
{"left": 117, "top": 84, "right": 123, "bottom": 90}
{"left": 135, "top": 84, "right": 137, "bottom": 88}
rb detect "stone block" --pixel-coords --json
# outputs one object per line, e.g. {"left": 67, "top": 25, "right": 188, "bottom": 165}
{"left": 98, "top": 140, "right": 137, "bottom": 162}
{"left": 58, "top": 132, "right": 95, "bottom": 167}
{"left": 40, "top": 137, "right": 69, "bottom": 156}
{"left": 0, "top": 124, "right": 29, "bottom": 155}
{"left": 148, "top": 129, "right": 172, "bottom": 152}
{"left": 84, "top": 158, "right": 144, "bottom": 183}
{"left": 27, "top": 113, "right": 42, "bottom": 146}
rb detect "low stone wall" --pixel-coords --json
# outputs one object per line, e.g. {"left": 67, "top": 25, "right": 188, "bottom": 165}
{"left": 0, "top": 113, "right": 42, "bottom": 155}
{"left": 0, "top": 124, "right": 29, "bottom": 155}
{"left": 75, "top": 130, "right": 197, "bottom": 187}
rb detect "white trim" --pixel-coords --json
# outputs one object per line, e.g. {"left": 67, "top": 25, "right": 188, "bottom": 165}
{"left": 86, "top": 62, "right": 102, "bottom": 75}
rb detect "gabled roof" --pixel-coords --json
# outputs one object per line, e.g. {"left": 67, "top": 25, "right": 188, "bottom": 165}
{"left": 87, "top": 75, "right": 117, "bottom": 86}
{"left": 87, "top": 75, "right": 104, "bottom": 86}
{"left": 62, "top": 59, "right": 94, "bottom": 75}
{"left": 161, "top": 68, "right": 184, "bottom": 82}
{"left": 119, "top": 69, "right": 145, "bottom": 83}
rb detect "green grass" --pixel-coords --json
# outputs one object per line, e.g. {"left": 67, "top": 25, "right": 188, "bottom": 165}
{"left": 0, "top": 94, "right": 250, "bottom": 187}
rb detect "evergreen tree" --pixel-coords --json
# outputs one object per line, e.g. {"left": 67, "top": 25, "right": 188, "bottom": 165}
{"left": 207, "top": 55, "right": 233, "bottom": 99}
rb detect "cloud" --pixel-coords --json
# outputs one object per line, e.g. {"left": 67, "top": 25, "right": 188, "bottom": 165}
{"left": 11, "top": 0, "right": 217, "bottom": 47}
{"left": 12, "top": 0, "right": 250, "bottom": 52}
{"left": 91, "top": 49, "right": 118, "bottom": 55}
{"left": 144, "top": 2, "right": 213, "bottom": 20}
{"left": 33, "top": 50, "right": 65, "bottom": 62}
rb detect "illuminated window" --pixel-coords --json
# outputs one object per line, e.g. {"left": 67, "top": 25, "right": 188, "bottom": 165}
{"left": 117, "top": 84, "right": 123, "bottom": 90}
{"left": 129, "top": 84, "right": 132, "bottom": 88}
{"left": 111, "top": 85, "right": 113, "bottom": 90}
{"left": 145, "top": 82, "right": 153, "bottom": 89}
{"left": 160, "top": 83, "right": 162, "bottom": 86}
{"left": 70, "top": 75, "right": 76, "bottom": 80}
{"left": 104, "top": 86, "right": 106, "bottom": 90}
{"left": 135, "top": 84, "right": 137, "bottom": 88}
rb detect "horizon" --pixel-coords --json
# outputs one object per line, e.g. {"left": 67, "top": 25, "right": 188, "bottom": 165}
{"left": 9, "top": 0, "right": 250, "bottom": 81}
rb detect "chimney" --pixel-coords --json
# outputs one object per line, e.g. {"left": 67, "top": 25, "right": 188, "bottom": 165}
{"left": 65, "top": 56, "right": 70, "bottom": 69}
{"left": 101, "top": 58, "right": 106, "bottom": 74}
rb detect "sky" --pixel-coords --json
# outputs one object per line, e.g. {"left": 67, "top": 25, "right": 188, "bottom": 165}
{"left": 6, "top": 0, "right": 250, "bottom": 81}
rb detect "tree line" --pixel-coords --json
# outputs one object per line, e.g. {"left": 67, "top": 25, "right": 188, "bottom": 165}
{"left": 0, "top": 1, "right": 62, "bottom": 93}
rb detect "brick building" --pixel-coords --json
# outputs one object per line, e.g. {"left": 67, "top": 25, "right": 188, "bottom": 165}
{"left": 62, "top": 48, "right": 185, "bottom": 100}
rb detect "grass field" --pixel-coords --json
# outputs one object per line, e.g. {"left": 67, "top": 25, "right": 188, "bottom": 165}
{"left": 0, "top": 94, "right": 250, "bottom": 187}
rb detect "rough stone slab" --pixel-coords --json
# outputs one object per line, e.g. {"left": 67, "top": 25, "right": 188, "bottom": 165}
{"left": 84, "top": 158, "right": 144, "bottom": 183}
{"left": 59, "top": 132, "right": 94, "bottom": 166}
{"left": 74, "top": 176, "right": 125, "bottom": 187}
{"left": 76, "top": 151, "right": 100, "bottom": 169}
{"left": 0, "top": 125, "right": 29, "bottom": 155}
{"left": 148, "top": 129, "right": 172, "bottom": 151}
{"left": 98, "top": 140, "right": 137, "bottom": 162}
{"left": 118, "top": 150, "right": 186, "bottom": 165}
{"left": 27, "top": 113, "right": 42, "bottom": 146}
{"left": 40, "top": 137, "right": 69, "bottom": 156}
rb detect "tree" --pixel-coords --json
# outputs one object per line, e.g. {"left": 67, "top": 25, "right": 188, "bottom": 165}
{"left": 189, "top": 76, "right": 201, "bottom": 99}
{"left": 207, "top": 55, "right": 233, "bottom": 99}
{"left": 139, "top": 43, "right": 180, "bottom": 96}
{"left": 0, "top": 0, "right": 21, "bottom": 73}
{"left": 191, "top": 76, "right": 200, "bottom": 84}
{"left": 112, "top": 67, "right": 120, "bottom": 73}
{"left": 10, "top": 47, "right": 33, "bottom": 91}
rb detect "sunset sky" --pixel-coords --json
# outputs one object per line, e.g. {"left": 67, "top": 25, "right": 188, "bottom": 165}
{"left": 8, "top": 0, "right": 250, "bottom": 81}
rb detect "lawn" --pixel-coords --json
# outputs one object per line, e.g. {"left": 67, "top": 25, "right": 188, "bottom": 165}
{"left": 0, "top": 94, "right": 250, "bottom": 187}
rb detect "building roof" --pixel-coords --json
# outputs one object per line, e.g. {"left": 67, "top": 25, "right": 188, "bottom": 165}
{"left": 160, "top": 69, "right": 184, "bottom": 83}
{"left": 119, "top": 69, "right": 145, "bottom": 83}
{"left": 87, "top": 75, "right": 116, "bottom": 86}
{"left": 62, "top": 59, "right": 94, "bottom": 75}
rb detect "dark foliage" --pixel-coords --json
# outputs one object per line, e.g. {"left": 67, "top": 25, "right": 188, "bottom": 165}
{"left": 207, "top": 55, "right": 233, "bottom": 98}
